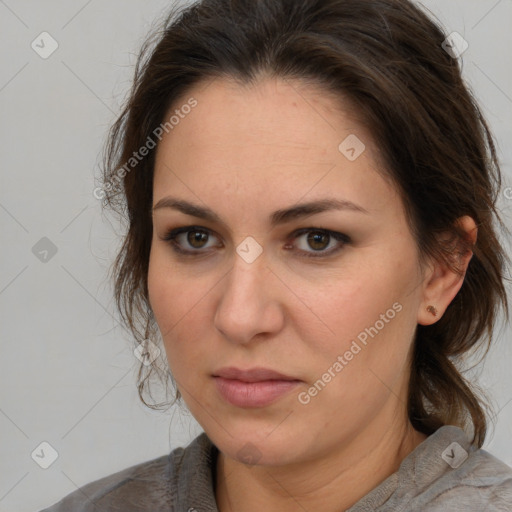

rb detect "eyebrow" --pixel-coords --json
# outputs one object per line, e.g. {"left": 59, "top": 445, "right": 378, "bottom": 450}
{"left": 152, "top": 196, "right": 369, "bottom": 228}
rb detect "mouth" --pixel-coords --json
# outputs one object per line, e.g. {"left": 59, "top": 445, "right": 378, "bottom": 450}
{"left": 212, "top": 366, "right": 302, "bottom": 408}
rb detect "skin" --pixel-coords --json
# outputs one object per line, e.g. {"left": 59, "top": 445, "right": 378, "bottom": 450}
{"left": 147, "top": 76, "right": 477, "bottom": 512}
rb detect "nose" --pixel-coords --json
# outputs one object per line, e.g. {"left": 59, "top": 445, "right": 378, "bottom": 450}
{"left": 213, "top": 253, "right": 285, "bottom": 345}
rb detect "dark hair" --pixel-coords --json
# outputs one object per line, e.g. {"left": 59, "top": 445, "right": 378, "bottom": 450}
{"left": 99, "top": 0, "right": 510, "bottom": 448}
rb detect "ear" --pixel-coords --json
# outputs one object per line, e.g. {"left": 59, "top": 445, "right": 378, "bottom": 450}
{"left": 417, "top": 216, "right": 477, "bottom": 326}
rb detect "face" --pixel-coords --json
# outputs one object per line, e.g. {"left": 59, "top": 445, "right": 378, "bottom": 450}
{"left": 148, "top": 76, "right": 428, "bottom": 466}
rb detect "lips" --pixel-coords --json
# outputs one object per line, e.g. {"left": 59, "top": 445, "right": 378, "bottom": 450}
{"left": 212, "top": 366, "right": 299, "bottom": 382}
{"left": 212, "top": 366, "right": 302, "bottom": 408}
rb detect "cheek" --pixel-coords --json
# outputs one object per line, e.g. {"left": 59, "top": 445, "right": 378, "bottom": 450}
{"left": 303, "top": 243, "right": 419, "bottom": 374}
{"left": 147, "top": 244, "right": 194, "bottom": 327}
{"left": 148, "top": 249, "right": 183, "bottom": 356}
{"left": 147, "top": 248, "right": 212, "bottom": 374}
{"left": 147, "top": 250, "right": 170, "bottom": 325}
{"left": 315, "top": 260, "right": 404, "bottom": 334}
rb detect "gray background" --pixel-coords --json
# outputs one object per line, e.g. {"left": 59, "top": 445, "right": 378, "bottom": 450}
{"left": 0, "top": 1, "right": 511, "bottom": 511}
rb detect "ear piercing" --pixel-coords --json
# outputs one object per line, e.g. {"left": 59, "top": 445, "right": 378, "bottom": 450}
{"left": 426, "top": 305, "right": 438, "bottom": 317}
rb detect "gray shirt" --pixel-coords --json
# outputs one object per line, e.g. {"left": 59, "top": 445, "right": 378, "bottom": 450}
{"left": 39, "top": 425, "right": 512, "bottom": 511}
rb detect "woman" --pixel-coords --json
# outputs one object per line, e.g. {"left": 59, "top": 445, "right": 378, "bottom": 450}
{"left": 41, "top": 0, "right": 512, "bottom": 510}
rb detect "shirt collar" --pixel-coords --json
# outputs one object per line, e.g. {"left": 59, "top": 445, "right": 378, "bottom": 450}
{"left": 172, "top": 425, "right": 473, "bottom": 511}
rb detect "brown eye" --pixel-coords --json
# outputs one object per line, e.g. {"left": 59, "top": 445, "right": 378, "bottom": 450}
{"left": 306, "top": 231, "right": 330, "bottom": 251}
{"left": 291, "top": 228, "right": 350, "bottom": 258}
{"left": 163, "top": 226, "right": 349, "bottom": 259}
{"left": 162, "top": 226, "right": 220, "bottom": 254}
{"left": 186, "top": 229, "right": 209, "bottom": 248}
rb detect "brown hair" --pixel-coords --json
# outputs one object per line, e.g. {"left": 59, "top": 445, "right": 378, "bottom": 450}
{"left": 99, "top": 0, "right": 510, "bottom": 448}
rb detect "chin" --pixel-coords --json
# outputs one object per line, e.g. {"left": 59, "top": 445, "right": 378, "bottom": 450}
{"left": 204, "top": 420, "right": 309, "bottom": 467}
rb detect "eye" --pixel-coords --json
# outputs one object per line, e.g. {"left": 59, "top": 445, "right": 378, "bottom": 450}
{"left": 161, "top": 226, "right": 350, "bottom": 258}
{"left": 286, "top": 228, "right": 350, "bottom": 258}
{"left": 162, "top": 226, "right": 220, "bottom": 254}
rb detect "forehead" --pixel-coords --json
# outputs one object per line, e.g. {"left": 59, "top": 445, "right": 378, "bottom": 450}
{"left": 152, "top": 76, "right": 398, "bottom": 218}
{"left": 160, "top": 76, "right": 365, "bottom": 151}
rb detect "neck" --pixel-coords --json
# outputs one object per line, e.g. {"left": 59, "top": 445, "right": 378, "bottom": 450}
{"left": 215, "top": 418, "right": 427, "bottom": 512}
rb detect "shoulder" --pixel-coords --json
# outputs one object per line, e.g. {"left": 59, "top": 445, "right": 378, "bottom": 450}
{"left": 404, "top": 426, "right": 512, "bottom": 511}
{"left": 421, "top": 447, "right": 512, "bottom": 511}
{"left": 38, "top": 433, "right": 216, "bottom": 512}
{"left": 349, "top": 425, "right": 512, "bottom": 512}
{"left": 38, "top": 453, "right": 173, "bottom": 512}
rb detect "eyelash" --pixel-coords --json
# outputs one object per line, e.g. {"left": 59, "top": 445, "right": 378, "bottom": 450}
{"left": 161, "top": 225, "right": 350, "bottom": 259}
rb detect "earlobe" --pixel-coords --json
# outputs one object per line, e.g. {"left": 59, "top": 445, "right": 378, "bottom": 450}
{"left": 426, "top": 305, "right": 438, "bottom": 317}
{"left": 417, "top": 216, "right": 477, "bottom": 326}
